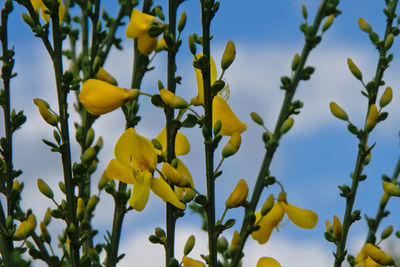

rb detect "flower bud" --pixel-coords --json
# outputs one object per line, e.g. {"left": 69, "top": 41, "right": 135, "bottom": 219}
{"left": 381, "top": 225, "right": 393, "bottom": 240}
{"left": 379, "top": 87, "right": 393, "bottom": 108}
{"left": 329, "top": 102, "right": 349, "bottom": 121}
{"left": 261, "top": 194, "right": 275, "bottom": 216}
{"left": 181, "top": 189, "right": 196, "bottom": 203}
{"left": 325, "top": 220, "right": 333, "bottom": 232}
{"left": 188, "top": 35, "right": 196, "bottom": 56}
{"left": 76, "top": 197, "right": 85, "bottom": 221}
{"left": 365, "top": 104, "right": 378, "bottom": 132}
{"left": 40, "top": 222, "right": 51, "bottom": 243}
{"left": 250, "top": 112, "right": 264, "bottom": 126}
{"left": 86, "top": 195, "right": 99, "bottom": 213}
{"left": 43, "top": 208, "right": 52, "bottom": 225}
{"left": 14, "top": 214, "right": 36, "bottom": 240}
{"left": 177, "top": 11, "right": 187, "bottom": 32}
{"left": 85, "top": 128, "right": 95, "bottom": 147}
{"left": 81, "top": 147, "right": 97, "bottom": 164}
{"left": 37, "top": 178, "right": 54, "bottom": 199}
{"left": 159, "top": 89, "right": 188, "bottom": 109}
{"left": 156, "top": 36, "right": 167, "bottom": 51}
{"left": 95, "top": 67, "right": 118, "bottom": 85}
{"left": 34, "top": 98, "right": 58, "bottom": 126}
{"left": 358, "top": 17, "right": 372, "bottom": 33}
{"left": 382, "top": 181, "right": 400, "bottom": 197}
{"left": 347, "top": 58, "right": 363, "bottom": 81}
{"left": 229, "top": 231, "right": 241, "bottom": 255}
{"left": 98, "top": 171, "right": 109, "bottom": 191}
{"left": 384, "top": 33, "right": 394, "bottom": 50}
{"left": 225, "top": 179, "right": 248, "bottom": 209}
{"left": 280, "top": 117, "right": 294, "bottom": 135}
{"left": 322, "top": 14, "right": 334, "bottom": 32}
{"left": 221, "top": 132, "right": 242, "bottom": 158}
{"left": 217, "top": 236, "right": 229, "bottom": 253}
{"left": 291, "top": 53, "right": 300, "bottom": 71}
{"left": 358, "top": 243, "right": 394, "bottom": 265}
{"left": 161, "top": 162, "right": 191, "bottom": 187}
{"left": 333, "top": 216, "right": 342, "bottom": 239}
{"left": 182, "top": 256, "right": 205, "bottom": 267}
{"left": 22, "top": 13, "right": 35, "bottom": 28}
{"left": 257, "top": 257, "right": 282, "bottom": 267}
{"left": 221, "top": 40, "right": 236, "bottom": 70}
{"left": 184, "top": 235, "right": 195, "bottom": 256}
{"left": 6, "top": 216, "right": 12, "bottom": 229}
{"left": 12, "top": 180, "right": 22, "bottom": 192}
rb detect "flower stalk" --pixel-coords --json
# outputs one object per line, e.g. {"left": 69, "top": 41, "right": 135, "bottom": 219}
{"left": 230, "top": 1, "right": 332, "bottom": 265}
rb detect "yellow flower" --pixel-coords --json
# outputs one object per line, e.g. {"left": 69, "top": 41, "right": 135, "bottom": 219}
{"left": 31, "top": 0, "right": 64, "bottom": 23}
{"left": 155, "top": 127, "right": 190, "bottom": 156}
{"left": 251, "top": 193, "right": 318, "bottom": 244}
{"left": 355, "top": 243, "right": 394, "bottom": 265}
{"left": 182, "top": 256, "right": 205, "bottom": 267}
{"left": 257, "top": 257, "right": 282, "bottom": 267}
{"left": 193, "top": 54, "right": 246, "bottom": 136}
{"left": 79, "top": 79, "right": 139, "bottom": 115}
{"left": 161, "top": 162, "right": 191, "bottom": 188}
{"left": 225, "top": 179, "right": 248, "bottom": 209}
{"left": 106, "top": 128, "right": 185, "bottom": 211}
{"left": 354, "top": 257, "right": 383, "bottom": 267}
{"left": 13, "top": 214, "right": 37, "bottom": 240}
{"left": 160, "top": 89, "right": 188, "bottom": 109}
{"left": 126, "top": 9, "right": 158, "bottom": 55}
{"left": 173, "top": 159, "right": 196, "bottom": 203}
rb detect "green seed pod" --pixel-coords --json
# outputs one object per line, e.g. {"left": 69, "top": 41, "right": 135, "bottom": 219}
{"left": 250, "top": 112, "right": 264, "bottom": 126}
{"left": 384, "top": 33, "right": 394, "bottom": 50}
{"left": 379, "top": 87, "right": 393, "bottom": 108}
{"left": 261, "top": 194, "right": 275, "bottom": 216}
{"left": 184, "top": 235, "right": 195, "bottom": 256}
{"left": 347, "top": 58, "right": 363, "bottom": 81}
{"left": 381, "top": 225, "right": 393, "bottom": 240}
{"left": 221, "top": 40, "right": 236, "bottom": 70}
{"left": 329, "top": 102, "right": 349, "bottom": 121}
{"left": 280, "top": 117, "right": 294, "bottom": 135}
{"left": 291, "top": 53, "right": 300, "bottom": 71}
{"left": 177, "top": 11, "right": 187, "bottom": 32}
{"left": 37, "top": 178, "right": 54, "bottom": 199}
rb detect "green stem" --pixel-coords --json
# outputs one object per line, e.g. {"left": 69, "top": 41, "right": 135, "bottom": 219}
{"left": 107, "top": 2, "right": 152, "bottom": 266}
{"left": 165, "top": 0, "right": 179, "bottom": 264}
{"left": 365, "top": 157, "right": 400, "bottom": 244}
{"left": 200, "top": 1, "right": 217, "bottom": 266}
{"left": 0, "top": 5, "right": 14, "bottom": 265}
{"left": 51, "top": 13, "right": 80, "bottom": 267}
{"left": 333, "top": 2, "right": 397, "bottom": 266}
{"left": 230, "top": 1, "right": 330, "bottom": 266}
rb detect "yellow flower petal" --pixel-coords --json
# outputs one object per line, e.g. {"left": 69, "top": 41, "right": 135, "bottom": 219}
{"left": 138, "top": 32, "right": 158, "bottom": 55}
{"left": 95, "top": 67, "right": 118, "bottom": 85}
{"left": 251, "top": 202, "right": 285, "bottom": 244}
{"left": 280, "top": 202, "right": 318, "bottom": 229}
{"left": 128, "top": 170, "right": 152, "bottom": 211}
{"left": 79, "top": 79, "right": 138, "bottom": 115}
{"left": 174, "top": 159, "right": 195, "bottom": 200}
{"left": 156, "top": 127, "right": 190, "bottom": 156}
{"left": 106, "top": 159, "right": 134, "bottom": 184}
{"left": 126, "top": 9, "right": 155, "bottom": 39}
{"left": 257, "top": 257, "right": 282, "bottom": 267}
{"left": 114, "top": 128, "right": 157, "bottom": 172}
{"left": 161, "top": 162, "right": 191, "bottom": 187}
{"left": 182, "top": 256, "right": 205, "bottom": 267}
{"left": 356, "top": 243, "right": 394, "bottom": 265}
{"left": 213, "top": 96, "right": 247, "bottom": 136}
{"left": 150, "top": 177, "right": 185, "bottom": 210}
{"left": 31, "top": 0, "right": 43, "bottom": 11}
{"left": 194, "top": 54, "right": 217, "bottom": 105}
{"left": 225, "top": 179, "right": 248, "bottom": 209}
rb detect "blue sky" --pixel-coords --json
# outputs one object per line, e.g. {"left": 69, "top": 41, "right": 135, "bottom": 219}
{"left": 2, "top": 0, "right": 400, "bottom": 266}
